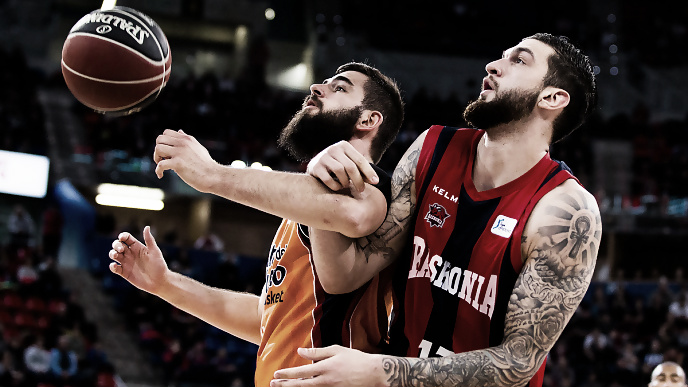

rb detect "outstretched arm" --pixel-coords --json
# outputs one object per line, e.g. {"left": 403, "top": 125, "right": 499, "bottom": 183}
{"left": 153, "top": 130, "right": 382, "bottom": 238}
{"left": 271, "top": 180, "right": 601, "bottom": 386}
{"left": 309, "top": 131, "right": 426, "bottom": 294}
{"left": 109, "top": 226, "right": 262, "bottom": 345}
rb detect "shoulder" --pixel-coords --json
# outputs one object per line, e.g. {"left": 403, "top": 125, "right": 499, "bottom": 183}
{"left": 522, "top": 179, "right": 601, "bottom": 257}
{"left": 529, "top": 179, "right": 600, "bottom": 228}
{"left": 538, "top": 179, "right": 599, "bottom": 214}
{"left": 420, "top": 126, "right": 480, "bottom": 146}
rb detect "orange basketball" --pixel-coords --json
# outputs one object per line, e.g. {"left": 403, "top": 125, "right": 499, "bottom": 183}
{"left": 61, "top": 6, "right": 171, "bottom": 116}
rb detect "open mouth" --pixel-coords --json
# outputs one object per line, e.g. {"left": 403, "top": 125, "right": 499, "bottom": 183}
{"left": 304, "top": 96, "right": 320, "bottom": 109}
{"left": 482, "top": 78, "right": 494, "bottom": 91}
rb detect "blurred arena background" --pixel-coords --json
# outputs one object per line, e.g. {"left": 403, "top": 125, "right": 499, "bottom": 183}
{"left": 1, "top": 0, "right": 687, "bottom": 386}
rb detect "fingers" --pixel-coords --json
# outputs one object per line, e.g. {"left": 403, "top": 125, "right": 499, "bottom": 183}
{"left": 325, "top": 143, "right": 364, "bottom": 191}
{"left": 273, "top": 347, "right": 344, "bottom": 381}
{"left": 117, "top": 231, "right": 148, "bottom": 258}
{"left": 308, "top": 151, "right": 361, "bottom": 192}
{"left": 160, "top": 128, "right": 186, "bottom": 140}
{"left": 111, "top": 239, "right": 126, "bottom": 254}
{"left": 307, "top": 141, "right": 378, "bottom": 193}
{"left": 142, "top": 226, "right": 159, "bottom": 250}
{"left": 308, "top": 162, "right": 346, "bottom": 191}
{"left": 153, "top": 130, "right": 191, "bottom": 164}
{"left": 153, "top": 131, "right": 204, "bottom": 180}
{"left": 297, "top": 346, "right": 342, "bottom": 361}
{"left": 273, "top": 363, "right": 323, "bottom": 381}
{"left": 153, "top": 143, "right": 176, "bottom": 165}
{"left": 341, "top": 146, "right": 378, "bottom": 186}
{"left": 327, "top": 156, "right": 361, "bottom": 192}
{"left": 118, "top": 231, "right": 141, "bottom": 247}
{"left": 270, "top": 378, "right": 320, "bottom": 387}
{"left": 110, "top": 232, "right": 135, "bottom": 265}
{"left": 155, "top": 159, "right": 172, "bottom": 179}
{"left": 334, "top": 155, "right": 365, "bottom": 192}
{"left": 109, "top": 262, "right": 123, "bottom": 276}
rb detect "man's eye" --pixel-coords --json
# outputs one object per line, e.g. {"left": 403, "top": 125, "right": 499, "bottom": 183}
{"left": 334, "top": 86, "right": 345, "bottom": 92}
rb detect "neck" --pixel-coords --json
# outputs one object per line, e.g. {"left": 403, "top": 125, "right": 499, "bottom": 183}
{"left": 473, "top": 118, "right": 550, "bottom": 192}
{"left": 348, "top": 134, "right": 375, "bottom": 163}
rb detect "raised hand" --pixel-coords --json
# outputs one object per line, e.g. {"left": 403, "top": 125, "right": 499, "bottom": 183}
{"left": 153, "top": 129, "right": 219, "bottom": 192}
{"left": 307, "top": 141, "right": 379, "bottom": 192}
{"left": 109, "top": 226, "right": 169, "bottom": 295}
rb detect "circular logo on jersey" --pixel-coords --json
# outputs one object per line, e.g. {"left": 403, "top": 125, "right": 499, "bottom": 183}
{"left": 96, "top": 25, "right": 112, "bottom": 34}
{"left": 425, "top": 203, "right": 450, "bottom": 228}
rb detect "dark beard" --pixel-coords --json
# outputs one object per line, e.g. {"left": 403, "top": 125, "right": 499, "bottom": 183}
{"left": 463, "top": 88, "right": 541, "bottom": 129}
{"left": 278, "top": 105, "right": 362, "bottom": 162}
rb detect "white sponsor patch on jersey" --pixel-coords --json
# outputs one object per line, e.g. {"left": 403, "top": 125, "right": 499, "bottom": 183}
{"left": 490, "top": 215, "right": 517, "bottom": 238}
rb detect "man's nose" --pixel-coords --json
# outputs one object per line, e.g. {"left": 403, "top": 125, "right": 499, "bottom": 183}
{"left": 485, "top": 59, "right": 502, "bottom": 76}
{"left": 309, "top": 83, "right": 325, "bottom": 96}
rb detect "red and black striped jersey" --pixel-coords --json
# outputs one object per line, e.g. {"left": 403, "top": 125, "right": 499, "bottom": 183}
{"left": 389, "top": 126, "right": 578, "bottom": 387}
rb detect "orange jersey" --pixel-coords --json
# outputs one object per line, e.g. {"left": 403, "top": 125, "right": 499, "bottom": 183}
{"left": 256, "top": 219, "right": 394, "bottom": 387}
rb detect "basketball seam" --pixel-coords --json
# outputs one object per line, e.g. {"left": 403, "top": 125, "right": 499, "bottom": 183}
{"left": 65, "top": 33, "right": 167, "bottom": 66}
{"left": 62, "top": 59, "right": 170, "bottom": 84}
{"left": 80, "top": 83, "right": 163, "bottom": 112}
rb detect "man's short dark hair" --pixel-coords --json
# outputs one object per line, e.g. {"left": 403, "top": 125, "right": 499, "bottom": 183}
{"left": 527, "top": 33, "right": 597, "bottom": 144}
{"left": 336, "top": 62, "right": 404, "bottom": 163}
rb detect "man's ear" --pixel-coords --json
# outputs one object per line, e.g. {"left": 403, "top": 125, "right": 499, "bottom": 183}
{"left": 357, "top": 110, "right": 383, "bottom": 132}
{"left": 538, "top": 87, "right": 570, "bottom": 111}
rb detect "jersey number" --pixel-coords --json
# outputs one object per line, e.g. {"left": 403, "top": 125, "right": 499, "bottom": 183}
{"left": 418, "top": 339, "right": 453, "bottom": 358}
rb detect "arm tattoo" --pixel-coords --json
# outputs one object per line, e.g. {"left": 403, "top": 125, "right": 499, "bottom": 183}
{"left": 381, "top": 187, "right": 601, "bottom": 387}
{"left": 357, "top": 146, "right": 420, "bottom": 262}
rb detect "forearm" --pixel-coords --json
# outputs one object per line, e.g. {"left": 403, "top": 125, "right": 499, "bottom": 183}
{"left": 380, "top": 345, "right": 545, "bottom": 387}
{"left": 156, "top": 271, "right": 262, "bottom": 345}
{"left": 206, "top": 165, "right": 373, "bottom": 237}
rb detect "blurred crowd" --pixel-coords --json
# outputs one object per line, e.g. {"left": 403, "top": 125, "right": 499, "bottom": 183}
{"left": 334, "top": 0, "right": 688, "bottom": 68}
{"left": 0, "top": 46, "right": 47, "bottom": 157}
{"left": 1, "top": 204, "right": 116, "bottom": 387}
{"left": 546, "top": 278, "right": 688, "bottom": 387}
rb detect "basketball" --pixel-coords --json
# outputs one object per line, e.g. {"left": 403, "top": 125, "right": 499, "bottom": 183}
{"left": 61, "top": 6, "right": 171, "bottom": 116}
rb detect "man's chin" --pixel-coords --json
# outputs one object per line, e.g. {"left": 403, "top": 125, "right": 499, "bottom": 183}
{"left": 478, "top": 91, "right": 495, "bottom": 101}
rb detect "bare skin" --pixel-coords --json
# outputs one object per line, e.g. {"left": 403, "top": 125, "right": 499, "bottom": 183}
{"left": 109, "top": 227, "right": 262, "bottom": 344}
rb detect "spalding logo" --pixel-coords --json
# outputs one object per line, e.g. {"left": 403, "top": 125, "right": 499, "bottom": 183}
{"left": 72, "top": 12, "right": 150, "bottom": 44}
{"left": 96, "top": 25, "right": 111, "bottom": 34}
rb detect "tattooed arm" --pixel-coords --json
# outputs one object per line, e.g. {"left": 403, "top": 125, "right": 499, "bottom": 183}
{"left": 309, "top": 131, "right": 426, "bottom": 294}
{"left": 272, "top": 179, "right": 601, "bottom": 387}
{"left": 380, "top": 179, "right": 601, "bottom": 387}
